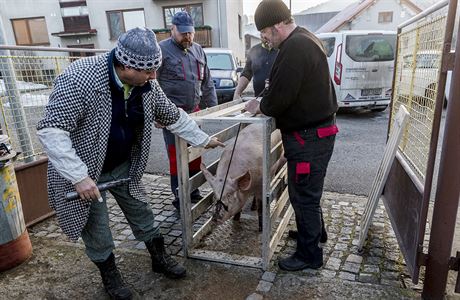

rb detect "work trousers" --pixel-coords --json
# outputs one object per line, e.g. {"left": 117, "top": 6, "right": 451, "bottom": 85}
{"left": 282, "top": 123, "right": 337, "bottom": 264}
{"left": 81, "top": 161, "right": 159, "bottom": 262}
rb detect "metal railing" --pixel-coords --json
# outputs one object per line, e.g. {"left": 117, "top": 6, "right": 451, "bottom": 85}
{"left": 390, "top": 1, "right": 449, "bottom": 182}
{"left": 0, "top": 45, "right": 106, "bottom": 162}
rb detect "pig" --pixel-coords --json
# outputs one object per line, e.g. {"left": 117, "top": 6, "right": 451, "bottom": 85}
{"left": 200, "top": 123, "right": 286, "bottom": 231}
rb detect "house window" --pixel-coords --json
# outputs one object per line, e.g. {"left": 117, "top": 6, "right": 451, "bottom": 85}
{"left": 11, "top": 17, "right": 50, "bottom": 46}
{"left": 107, "top": 9, "right": 145, "bottom": 40}
{"left": 163, "top": 4, "right": 204, "bottom": 28}
{"left": 378, "top": 11, "right": 393, "bottom": 23}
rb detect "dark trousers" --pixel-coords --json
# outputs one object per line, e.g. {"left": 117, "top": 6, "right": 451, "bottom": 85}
{"left": 282, "top": 125, "right": 336, "bottom": 264}
{"left": 162, "top": 129, "right": 201, "bottom": 204}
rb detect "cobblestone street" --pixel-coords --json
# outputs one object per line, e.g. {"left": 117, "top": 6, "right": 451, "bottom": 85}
{"left": 16, "top": 173, "right": 429, "bottom": 299}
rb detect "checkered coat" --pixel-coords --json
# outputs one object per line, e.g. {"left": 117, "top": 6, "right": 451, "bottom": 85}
{"left": 37, "top": 53, "right": 181, "bottom": 241}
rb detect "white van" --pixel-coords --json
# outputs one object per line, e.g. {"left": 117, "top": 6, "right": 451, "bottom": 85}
{"left": 317, "top": 30, "right": 397, "bottom": 111}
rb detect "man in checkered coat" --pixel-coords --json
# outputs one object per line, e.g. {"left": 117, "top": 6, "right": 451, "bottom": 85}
{"left": 37, "top": 27, "right": 223, "bottom": 300}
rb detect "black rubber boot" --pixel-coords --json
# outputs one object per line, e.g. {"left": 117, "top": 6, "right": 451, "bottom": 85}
{"left": 93, "top": 253, "right": 133, "bottom": 300}
{"left": 145, "top": 236, "right": 186, "bottom": 279}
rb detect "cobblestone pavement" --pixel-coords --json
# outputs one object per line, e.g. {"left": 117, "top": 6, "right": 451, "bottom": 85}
{"left": 26, "top": 173, "right": 434, "bottom": 299}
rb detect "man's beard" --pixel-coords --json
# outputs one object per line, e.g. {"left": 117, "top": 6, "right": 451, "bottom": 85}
{"left": 181, "top": 40, "right": 191, "bottom": 48}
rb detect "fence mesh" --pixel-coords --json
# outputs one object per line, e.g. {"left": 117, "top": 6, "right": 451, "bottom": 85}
{"left": 391, "top": 6, "right": 448, "bottom": 182}
{"left": 0, "top": 49, "right": 88, "bottom": 162}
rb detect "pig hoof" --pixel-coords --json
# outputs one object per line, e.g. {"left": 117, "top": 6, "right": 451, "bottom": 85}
{"left": 233, "top": 212, "right": 241, "bottom": 221}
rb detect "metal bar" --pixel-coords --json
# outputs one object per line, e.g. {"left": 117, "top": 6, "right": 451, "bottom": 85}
{"left": 189, "top": 159, "right": 219, "bottom": 191}
{"left": 191, "top": 192, "right": 213, "bottom": 222}
{"left": 188, "top": 249, "right": 262, "bottom": 269}
{"left": 188, "top": 123, "right": 249, "bottom": 162}
{"left": 423, "top": 8, "right": 460, "bottom": 296}
{"left": 196, "top": 116, "right": 269, "bottom": 123}
{"left": 269, "top": 205, "right": 294, "bottom": 262}
{"left": 190, "top": 99, "right": 243, "bottom": 118}
{"left": 358, "top": 106, "right": 410, "bottom": 251}
{"left": 194, "top": 103, "right": 246, "bottom": 119}
{"left": 398, "top": 0, "right": 448, "bottom": 29}
{"left": 0, "top": 45, "right": 108, "bottom": 53}
{"left": 262, "top": 118, "right": 272, "bottom": 270}
{"left": 192, "top": 217, "right": 213, "bottom": 246}
{"left": 0, "top": 18, "right": 35, "bottom": 162}
{"left": 176, "top": 136, "right": 192, "bottom": 257}
{"left": 387, "top": 28, "right": 401, "bottom": 134}
{"left": 270, "top": 188, "right": 289, "bottom": 225}
{"left": 395, "top": 151, "right": 425, "bottom": 194}
{"left": 417, "top": 0, "right": 459, "bottom": 285}
{"left": 269, "top": 165, "right": 287, "bottom": 201}
{"left": 269, "top": 140, "right": 283, "bottom": 165}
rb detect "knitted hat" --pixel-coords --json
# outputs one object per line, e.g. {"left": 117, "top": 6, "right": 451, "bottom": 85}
{"left": 115, "top": 27, "right": 162, "bottom": 71}
{"left": 254, "top": 0, "right": 292, "bottom": 31}
{"left": 172, "top": 11, "right": 195, "bottom": 33}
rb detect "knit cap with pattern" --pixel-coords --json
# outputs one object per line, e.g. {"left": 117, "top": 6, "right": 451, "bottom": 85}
{"left": 115, "top": 27, "right": 162, "bottom": 71}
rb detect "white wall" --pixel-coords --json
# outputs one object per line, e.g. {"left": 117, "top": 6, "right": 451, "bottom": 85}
{"left": 345, "top": 0, "right": 417, "bottom": 32}
{"left": 86, "top": 0, "right": 157, "bottom": 49}
{"left": 0, "top": 0, "right": 245, "bottom": 55}
{"left": 222, "top": 0, "right": 245, "bottom": 62}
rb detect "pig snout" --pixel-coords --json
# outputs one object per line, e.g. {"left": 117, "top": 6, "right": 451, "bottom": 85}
{"left": 213, "top": 201, "right": 226, "bottom": 224}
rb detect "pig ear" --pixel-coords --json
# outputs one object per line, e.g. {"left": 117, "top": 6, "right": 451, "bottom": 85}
{"left": 235, "top": 170, "right": 252, "bottom": 191}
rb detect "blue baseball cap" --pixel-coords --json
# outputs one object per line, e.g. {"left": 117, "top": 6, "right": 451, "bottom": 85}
{"left": 172, "top": 11, "right": 195, "bottom": 33}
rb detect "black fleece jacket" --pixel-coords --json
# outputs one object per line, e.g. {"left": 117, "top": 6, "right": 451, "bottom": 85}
{"left": 260, "top": 26, "right": 338, "bottom": 132}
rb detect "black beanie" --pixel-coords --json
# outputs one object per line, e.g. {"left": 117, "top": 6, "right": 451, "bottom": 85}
{"left": 254, "top": 0, "right": 292, "bottom": 31}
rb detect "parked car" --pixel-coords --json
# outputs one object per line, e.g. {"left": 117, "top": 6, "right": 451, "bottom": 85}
{"left": 317, "top": 30, "right": 397, "bottom": 112}
{"left": 203, "top": 48, "right": 242, "bottom": 104}
{"left": 398, "top": 50, "right": 452, "bottom": 107}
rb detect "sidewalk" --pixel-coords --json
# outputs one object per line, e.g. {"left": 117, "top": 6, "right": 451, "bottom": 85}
{"left": 1, "top": 174, "right": 423, "bottom": 299}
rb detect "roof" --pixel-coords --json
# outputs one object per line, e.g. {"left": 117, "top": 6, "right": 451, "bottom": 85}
{"left": 295, "top": 0, "right": 358, "bottom": 15}
{"left": 315, "top": 0, "right": 422, "bottom": 34}
{"left": 243, "top": 23, "right": 261, "bottom": 39}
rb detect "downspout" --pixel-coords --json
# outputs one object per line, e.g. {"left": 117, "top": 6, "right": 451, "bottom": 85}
{"left": 217, "top": 0, "right": 222, "bottom": 47}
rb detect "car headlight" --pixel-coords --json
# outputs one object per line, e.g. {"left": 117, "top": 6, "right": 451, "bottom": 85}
{"left": 219, "top": 79, "right": 234, "bottom": 87}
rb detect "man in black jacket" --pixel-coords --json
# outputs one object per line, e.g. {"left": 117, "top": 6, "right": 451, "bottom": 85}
{"left": 245, "top": 0, "right": 338, "bottom": 272}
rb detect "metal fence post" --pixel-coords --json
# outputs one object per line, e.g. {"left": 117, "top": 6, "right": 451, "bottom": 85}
{"left": 0, "top": 18, "right": 35, "bottom": 162}
{"left": 422, "top": 16, "right": 460, "bottom": 299}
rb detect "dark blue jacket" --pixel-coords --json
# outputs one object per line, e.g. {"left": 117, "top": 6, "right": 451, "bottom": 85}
{"left": 158, "top": 38, "right": 217, "bottom": 112}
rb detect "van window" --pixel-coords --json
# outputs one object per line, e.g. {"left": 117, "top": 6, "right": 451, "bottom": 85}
{"left": 206, "top": 53, "right": 233, "bottom": 70}
{"left": 320, "top": 37, "right": 335, "bottom": 57}
{"left": 345, "top": 34, "right": 396, "bottom": 62}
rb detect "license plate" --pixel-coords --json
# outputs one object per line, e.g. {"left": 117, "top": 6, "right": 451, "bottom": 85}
{"left": 361, "top": 88, "right": 382, "bottom": 96}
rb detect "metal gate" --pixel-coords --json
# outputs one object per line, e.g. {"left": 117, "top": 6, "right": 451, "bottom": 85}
{"left": 384, "top": 0, "right": 460, "bottom": 297}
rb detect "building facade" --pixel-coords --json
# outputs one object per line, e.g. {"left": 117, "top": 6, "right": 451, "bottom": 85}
{"left": 0, "top": 0, "right": 245, "bottom": 61}
{"left": 316, "top": 0, "right": 422, "bottom": 33}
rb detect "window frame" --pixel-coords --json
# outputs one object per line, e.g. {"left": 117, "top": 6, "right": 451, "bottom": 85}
{"left": 106, "top": 8, "right": 145, "bottom": 41}
{"left": 378, "top": 11, "right": 393, "bottom": 24}
{"left": 162, "top": 3, "right": 204, "bottom": 28}
{"left": 11, "top": 17, "right": 50, "bottom": 46}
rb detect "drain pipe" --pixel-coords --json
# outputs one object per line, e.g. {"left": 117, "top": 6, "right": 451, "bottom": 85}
{"left": 217, "top": 0, "right": 222, "bottom": 47}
